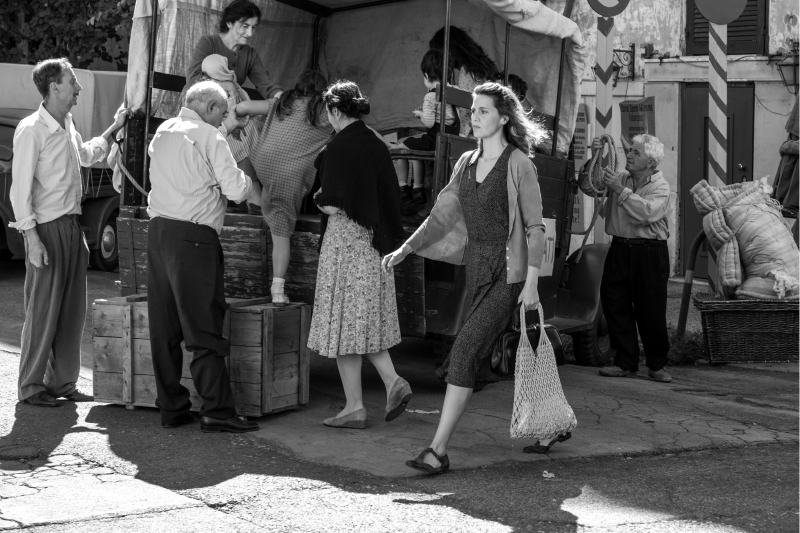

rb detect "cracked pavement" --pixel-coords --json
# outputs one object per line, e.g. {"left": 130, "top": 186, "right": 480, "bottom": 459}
{"left": 0, "top": 262, "right": 798, "bottom": 532}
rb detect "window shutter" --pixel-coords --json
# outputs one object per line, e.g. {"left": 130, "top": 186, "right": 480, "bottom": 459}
{"left": 686, "top": 0, "right": 766, "bottom": 56}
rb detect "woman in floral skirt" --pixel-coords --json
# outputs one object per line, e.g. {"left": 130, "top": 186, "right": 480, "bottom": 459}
{"left": 307, "top": 80, "right": 412, "bottom": 429}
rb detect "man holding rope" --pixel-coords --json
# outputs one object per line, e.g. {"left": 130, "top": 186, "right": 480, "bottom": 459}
{"left": 578, "top": 134, "right": 673, "bottom": 383}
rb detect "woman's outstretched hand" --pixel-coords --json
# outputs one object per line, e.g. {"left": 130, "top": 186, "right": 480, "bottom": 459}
{"left": 381, "top": 244, "right": 412, "bottom": 273}
{"left": 517, "top": 282, "right": 540, "bottom": 311}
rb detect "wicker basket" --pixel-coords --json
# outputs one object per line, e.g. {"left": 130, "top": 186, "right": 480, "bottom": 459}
{"left": 692, "top": 293, "right": 799, "bottom": 364}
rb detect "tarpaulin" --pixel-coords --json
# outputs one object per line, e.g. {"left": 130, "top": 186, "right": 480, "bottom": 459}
{"left": 129, "top": 0, "right": 585, "bottom": 151}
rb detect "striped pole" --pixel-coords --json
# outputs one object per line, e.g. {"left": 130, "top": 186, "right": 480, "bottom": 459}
{"left": 707, "top": 22, "right": 728, "bottom": 187}
{"left": 594, "top": 17, "right": 615, "bottom": 137}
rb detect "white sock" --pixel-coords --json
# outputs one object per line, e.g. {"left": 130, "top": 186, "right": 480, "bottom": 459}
{"left": 413, "top": 184, "right": 424, "bottom": 189}
{"left": 271, "top": 277, "right": 285, "bottom": 293}
{"left": 398, "top": 181, "right": 408, "bottom": 187}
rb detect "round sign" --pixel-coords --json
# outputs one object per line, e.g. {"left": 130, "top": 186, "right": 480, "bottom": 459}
{"left": 695, "top": 0, "right": 747, "bottom": 25}
{"left": 587, "top": 0, "right": 631, "bottom": 17}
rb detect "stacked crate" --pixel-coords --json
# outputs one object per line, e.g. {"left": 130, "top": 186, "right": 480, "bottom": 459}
{"left": 92, "top": 295, "right": 311, "bottom": 417}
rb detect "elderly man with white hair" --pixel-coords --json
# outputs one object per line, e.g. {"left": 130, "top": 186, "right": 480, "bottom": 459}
{"left": 579, "top": 134, "right": 673, "bottom": 383}
{"left": 146, "top": 80, "right": 262, "bottom": 433}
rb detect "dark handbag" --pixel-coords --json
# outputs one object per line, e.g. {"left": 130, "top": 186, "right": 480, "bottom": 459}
{"left": 491, "top": 306, "right": 565, "bottom": 376}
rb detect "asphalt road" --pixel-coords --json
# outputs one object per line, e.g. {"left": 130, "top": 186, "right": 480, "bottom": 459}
{"left": 0, "top": 258, "right": 796, "bottom": 532}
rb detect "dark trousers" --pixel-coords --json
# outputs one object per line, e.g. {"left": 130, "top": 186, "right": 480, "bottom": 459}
{"left": 18, "top": 215, "right": 87, "bottom": 400}
{"left": 600, "top": 239, "right": 670, "bottom": 372}
{"left": 146, "top": 217, "right": 236, "bottom": 423}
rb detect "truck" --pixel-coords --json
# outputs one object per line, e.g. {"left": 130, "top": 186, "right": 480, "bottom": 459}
{"left": 117, "top": 0, "right": 614, "bottom": 367}
{"left": 0, "top": 63, "right": 127, "bottom": 271}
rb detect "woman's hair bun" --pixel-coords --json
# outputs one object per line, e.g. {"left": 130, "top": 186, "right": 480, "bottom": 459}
{"left": 354, "top": 97, "right": 370, "bottom": 115}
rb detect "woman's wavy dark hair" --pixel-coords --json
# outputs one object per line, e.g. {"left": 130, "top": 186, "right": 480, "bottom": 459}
{"left": 473, "top": 82, "right": 547, "bottom": 156}
{"left": 275, "top": 70, "right": 328, "bottom": 126}
{"left": 322, "top": 80, "right": 370, "bottom": 119}
{"left": 429, "top": 26, "right": 500, "bottom": 83}
{"left": 218, "top": 0, "right": 261, "bottom": 33}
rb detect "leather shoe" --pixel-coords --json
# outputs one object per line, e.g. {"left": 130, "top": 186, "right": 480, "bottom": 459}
{"left": 406, "top": 448, "right": 449, "bottom": 474}
{"left": 162, "top": 412, "right": 195, "bottom": 429}
{"left": 599, "top": 366, "right": 637, "bottom": 378}
{"left": 648, "top": 368, "right": 673, "bottom": 383}
{"left": 385, "top": 377, "right": 412, "bottom": 422}
{"left": 61, "top": 389, "right": 94, "bottom": 402}
{"left": 22, "top": 391, "right": 60, "bottom": 407}
{"left": 200, "top": 416, "right": 259, "bottom": 433}
{"left": 323, "top": 408, "right": 368, "bottom": 429}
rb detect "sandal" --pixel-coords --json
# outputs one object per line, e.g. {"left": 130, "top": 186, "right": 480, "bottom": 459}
{"left": 405, "top": 447, "right": 450, "bottom": 474}
{"left": 523, "top": 432, "right": 572, "bottom": 454}
{"left": 271, "top": 291, "right": 290, "bottom": 306}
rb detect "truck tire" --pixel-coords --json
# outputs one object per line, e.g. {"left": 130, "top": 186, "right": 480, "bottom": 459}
{"left": 89, "top": 211, "right": 119, "bottom": 272}
{"left": 571, "top": 306, "right": 615, "bottom": 367}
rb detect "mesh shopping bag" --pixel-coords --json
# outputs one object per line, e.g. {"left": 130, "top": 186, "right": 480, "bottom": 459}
{"left": 510, "top": 304, "right": 577, "bottom": 439}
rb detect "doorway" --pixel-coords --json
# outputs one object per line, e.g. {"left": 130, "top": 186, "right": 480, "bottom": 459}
{"left": 680, "top": 82, "right": 754, "bottom": 276}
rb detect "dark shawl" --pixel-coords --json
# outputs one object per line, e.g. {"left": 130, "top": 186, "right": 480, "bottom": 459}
{"left": 314, "top": 120, "right": 405, "bottom": 255}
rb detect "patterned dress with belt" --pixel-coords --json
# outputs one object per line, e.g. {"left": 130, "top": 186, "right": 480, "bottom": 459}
{"left": 437, "top": 144, "right": 524, "bottom": 388}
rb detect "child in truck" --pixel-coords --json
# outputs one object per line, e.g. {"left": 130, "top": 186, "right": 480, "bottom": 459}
{"left": 392, "top": 49, "right": 459, "bottom": 214}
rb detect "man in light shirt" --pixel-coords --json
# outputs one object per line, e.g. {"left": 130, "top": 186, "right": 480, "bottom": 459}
{"left": 578, "top": 134, "right": 673, "bottom": 383}
{"left": 147, "top": 81, "right": 262, "bottom": 433}
{"left": 10, "top": 58, "right": 127, "bottom": 407}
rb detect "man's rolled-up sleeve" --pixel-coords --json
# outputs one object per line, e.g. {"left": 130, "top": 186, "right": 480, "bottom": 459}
{"left": 208, "top": 131, "right": 251, "bottom": 203}
{"left": 9, "top": 127, "right": 40, "bottom": 230}
{"left": 75, "top": 130, "right": 108, "bottom": 166}
{"left": 618, "top": 181, "right": 670, "bottom": 225}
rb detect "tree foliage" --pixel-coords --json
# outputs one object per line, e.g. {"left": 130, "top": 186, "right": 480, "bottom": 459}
{"left": 0, "top": 0, "right": 134, "bottom": 70}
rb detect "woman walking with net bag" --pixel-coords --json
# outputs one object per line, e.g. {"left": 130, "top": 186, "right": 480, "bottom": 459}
{"left": 383, "top": 82, "right": 576, "bottom": 474}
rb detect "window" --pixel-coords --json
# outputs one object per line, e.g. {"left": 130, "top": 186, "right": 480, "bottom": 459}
{"left": 686, "top": 0, "right": 767, "bottom": 56}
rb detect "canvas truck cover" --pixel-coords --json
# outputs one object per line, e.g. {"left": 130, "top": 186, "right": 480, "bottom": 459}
{"left": 0, "top": 63, "right": 126, "bottom": 141}
{"left": 128, "top": 0, "right": 586, "bottom": 152}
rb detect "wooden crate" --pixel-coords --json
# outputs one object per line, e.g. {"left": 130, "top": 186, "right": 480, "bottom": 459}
{"left": 117, "top": 207, "right": 426, "bottom": 337}
{"left": 118, "top": 207, "right": 268, "bottom": 299}
{"left": 92, "top": 294, "right": 311, "bottom": 417}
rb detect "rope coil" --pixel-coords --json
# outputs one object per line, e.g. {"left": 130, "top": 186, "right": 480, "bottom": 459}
{"left": 568, "top": 134, "right": 617, "bottom": 262}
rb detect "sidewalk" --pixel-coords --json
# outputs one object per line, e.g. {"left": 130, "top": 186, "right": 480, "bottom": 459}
{"left": 248, "top": 339, "right": 799, "bottom": 477}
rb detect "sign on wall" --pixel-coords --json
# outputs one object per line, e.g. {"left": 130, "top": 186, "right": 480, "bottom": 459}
{"left": 587, "top": 0, "right": 631, "bottom": 17}
{"left": 619, "top": 97, "right": 656, "bottom": 152}
{"left": 541, "top": 218, "right": 557, "bottom": 278}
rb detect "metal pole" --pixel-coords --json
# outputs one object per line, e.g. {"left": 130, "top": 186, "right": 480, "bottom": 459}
{"left": 503, "top": 22, "right": 511, "bottom": 86}
{"left": 142, "top": 0, "right": 159, "bottom": 204}
{"left": 551, "top": 39, "right": 567, "bottom": 157}
{"left": 439, "top": 0, "right": 451, "bottom": 137}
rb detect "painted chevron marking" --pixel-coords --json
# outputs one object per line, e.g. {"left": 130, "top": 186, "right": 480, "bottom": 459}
{"left": 596, "top": 107, "right": 613, "bottom": 128}
{"left": 709, "top": 53, "right": 727, "bottom": 82}
{"left": 707, "top": 150, "right": 726, "bottom": 182}
{"left": 597, "top": 16, "right": 614, "bottom": 37}
{"left": 709, "top": 85, "right": 728, "bottom": 115}
{"left": 708, "top": 120, "right": 727, "bottom": 150}
{"left": 710, "top": 25, "right": 728, "bottom": 55}
{"left": 594, "top": 62, "right": 615, "bottom": 85}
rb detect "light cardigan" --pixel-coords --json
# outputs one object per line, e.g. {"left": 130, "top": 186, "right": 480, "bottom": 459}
{"left": 405, "top": 146, "right": 546, "bottom": 284}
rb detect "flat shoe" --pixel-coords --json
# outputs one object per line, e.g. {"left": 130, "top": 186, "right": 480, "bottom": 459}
{"left": 599, "top": 366, "right": 637, "bottom": 378}
{"left": 61, "top": 389, "right": 93, "bottom": 402}
{"left": 271, "top": 292, "right": 290, "bottom": 306}
{"left": 22, "top": 392, "right": 60, "bottom": 407}
{"left": 385, "top": 377, "right": 412, "bottom": 422}
{"left": 323, "top": 408, "right": 367, "bottom": 429}
{"left": 648, "top": 368, "right": 673, "bottom": 382}
{"left": 200, "top": 415, "right": 259, "bottom": 433}
{"left": 523, "top": 432, "right": 572, "bottom": 454}
{"left": 406, "top": 447, "right": 449, "bottom": 474}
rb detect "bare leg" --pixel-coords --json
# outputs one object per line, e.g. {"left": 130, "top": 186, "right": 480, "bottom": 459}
{"left": 364, "top": 349, "right": 400, "bottom": 393}
{"left": 335, "top": 354, "right": 364, "bottom": 417}
{"left": 271, "top": 235, "right": 291, "bottom": 280}
{"left": 411, "top": 160, "right": 424, "bottom": 188}
{"left": 395, "top": 159, "right": 409, "bottom": 186}
{"left": 423, "top": 384, "right": 473, "bottom": 467}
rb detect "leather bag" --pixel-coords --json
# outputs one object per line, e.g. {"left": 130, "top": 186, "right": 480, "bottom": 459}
{"left": 491, "top": 305, "right": 564, "bottom": 376}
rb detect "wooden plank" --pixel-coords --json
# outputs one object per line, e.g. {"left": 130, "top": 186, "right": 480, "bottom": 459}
{"left": 229, "top": 345, "right": 262, "bottom": 384}
{"left": 298, "top": 305, "right": 311, "bottom": 404}
{"left": 273, "top": 351, "right": 299, "bottom": 380}
{"left": 268, "top": 393, "right": 299, "bottom": 411}
{"left": 262, "top": 309, "right": 274, "bottom": 413}
{"left": 273, "top": 309, "right": 300, "bottom": 354}
{"left": 229, "top": 312, "right": 262, "bottom": 346}
{"left": 121, "top": 306, "right": 132, "bottom": 404}
{"left": 93, "top": 305, "right": 150, "bottom": 339}
{"left": 270, "top": 377, "right": 299, "bottom": 397}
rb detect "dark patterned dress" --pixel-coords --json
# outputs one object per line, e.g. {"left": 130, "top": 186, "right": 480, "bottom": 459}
{"left": 437, "top": 144, "right": 524, "bottom": 388}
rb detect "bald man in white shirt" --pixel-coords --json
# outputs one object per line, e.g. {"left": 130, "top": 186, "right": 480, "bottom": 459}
{"left": 10, "top": 58, "right": 127, "bottom": 407}
{"left": 147, "top": 81, "right": 263, "bottom": 433}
